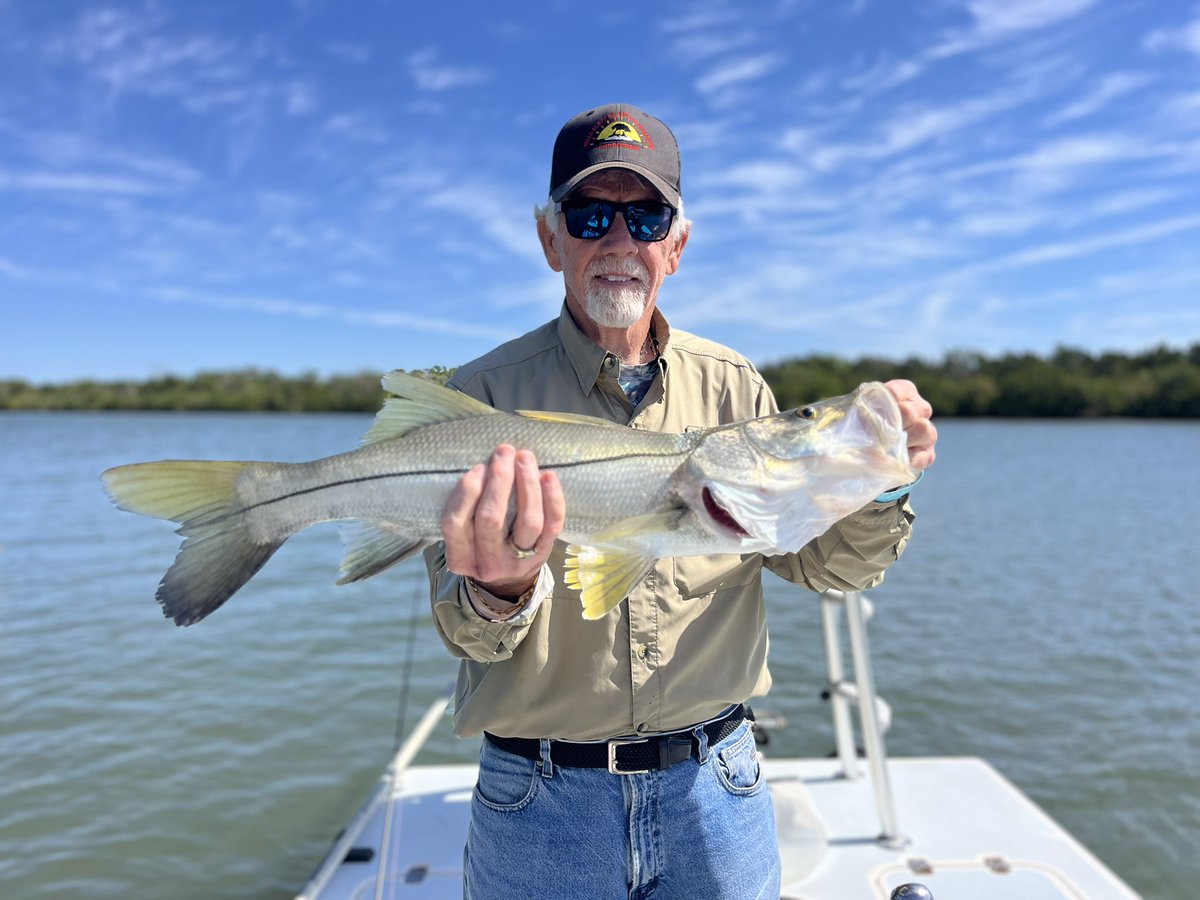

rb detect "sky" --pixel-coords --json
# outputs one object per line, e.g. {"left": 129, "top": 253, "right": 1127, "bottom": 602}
{"left": 2, "top": 0, "right": 1199, "bottom": 384}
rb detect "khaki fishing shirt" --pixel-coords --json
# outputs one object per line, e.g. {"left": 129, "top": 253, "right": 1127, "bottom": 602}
{"left": 426, "top": 303, "right": 914, "bottom": 742}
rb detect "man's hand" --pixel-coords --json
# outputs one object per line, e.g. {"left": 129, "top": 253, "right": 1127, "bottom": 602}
{"left": 884, "top": 380, "right": 937, "bottom": 472}
{"left": 441, "top": 444, "right": 566, "bottom": 600}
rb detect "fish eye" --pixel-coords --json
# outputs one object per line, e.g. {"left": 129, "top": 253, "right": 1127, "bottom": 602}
{"left": 796, "top": 406, "right": 815, "bottom": 419}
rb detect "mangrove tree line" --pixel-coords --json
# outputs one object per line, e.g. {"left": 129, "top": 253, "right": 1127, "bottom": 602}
{"left": 2, "top": 347, "right": 1198, "bottom": 417}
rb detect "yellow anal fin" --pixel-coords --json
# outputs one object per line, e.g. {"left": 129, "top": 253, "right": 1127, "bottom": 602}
{"left": 564, "top": 544, "right": 657, "bottom": 620}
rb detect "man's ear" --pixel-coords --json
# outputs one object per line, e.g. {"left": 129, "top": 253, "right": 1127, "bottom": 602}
{"left": 537, "top": 216, "right": 563, "bottom": 272}
{"left": 664, "top": 222, "right": 690, "bottom": 276}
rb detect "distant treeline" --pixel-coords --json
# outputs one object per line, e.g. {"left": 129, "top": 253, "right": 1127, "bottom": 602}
{"left": 3, "top": 347, "right": 1198, "bottom": 417}
{"left": 762, "top": 344, "right": 1200, "bottom": 418}
{"left": 0, "top": 367, "right": 452, "bottom": 413}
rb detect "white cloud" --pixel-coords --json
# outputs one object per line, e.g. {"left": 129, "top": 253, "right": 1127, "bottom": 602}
{"left": 1045, "top": 71, "right": 1153, "bottom": 125}
{"left": 961, "top": 0, "right": 1096, "bottom": 39}
{"left": 0, "top": 169, "right": 171, "bottom": 196}
{"left": 1010, "top": 134, "right": 1144, "bottom": 192}
{"left": 325, "top": 41, "right": 370, "bottom": 64}
{"left": 418, "top": 182, "right": 546, "bottom": 267}
{"left": 810, "top": 88, "right": 1029, "bottom": 170}
{"left": 696, "top": 54, "right": 784, "bottom": 97}
{"left": 0, "top": 256, "right": 32, "bottom": 279}
{"left": 943, "top": 213, "right": 1200, "bottom": 280}
{"left": 657, "top": 7, "right": 741, "bottom": 34}
{"left": 407, "top": 48, "right": 491, "bottom": 92}
{"left": 150, "top": 286, "right": 504, "bottom": 340}
{"left": 1143, "top": 12, "right": 1200, "bottom": 56}
{"left": 667, "top": 28, "right": 757, "bottom": 63}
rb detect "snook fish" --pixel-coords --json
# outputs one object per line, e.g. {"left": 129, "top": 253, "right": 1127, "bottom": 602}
{"left": 102, "top": 372, "right": 915, "bottom": 626}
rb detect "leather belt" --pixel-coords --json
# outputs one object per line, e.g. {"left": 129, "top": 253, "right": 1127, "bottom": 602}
{"left": 484, "top": 705, "right": 750, "bottom": 775}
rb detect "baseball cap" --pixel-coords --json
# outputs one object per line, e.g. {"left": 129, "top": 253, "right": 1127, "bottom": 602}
{"left": 549, "top": 103, "right": 681, "bottom": 207}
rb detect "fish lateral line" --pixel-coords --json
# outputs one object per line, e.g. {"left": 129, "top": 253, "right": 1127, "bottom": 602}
{"left": 239, "top": 448, "right": 689, "bottom": 514}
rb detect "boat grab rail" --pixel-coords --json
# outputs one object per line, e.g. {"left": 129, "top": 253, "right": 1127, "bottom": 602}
{"left": 821, "top": 589, "right": 909, "bottom": 849}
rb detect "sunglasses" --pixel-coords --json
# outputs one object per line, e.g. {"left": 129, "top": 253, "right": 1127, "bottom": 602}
{"left": 558, "top": 199, "right": 676, "bottom": 243}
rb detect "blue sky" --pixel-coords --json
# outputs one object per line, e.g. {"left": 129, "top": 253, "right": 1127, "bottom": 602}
{"left": 2, "top": 0, "right": 1199, "bottom": 383}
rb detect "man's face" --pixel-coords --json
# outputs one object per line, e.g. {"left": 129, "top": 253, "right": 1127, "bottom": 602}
{"left": 538, "top": 172, "right": 688, "bottom": 330}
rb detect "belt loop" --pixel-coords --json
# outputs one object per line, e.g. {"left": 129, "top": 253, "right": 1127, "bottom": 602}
{"left": 537, "top": 738, "right": 554, "bottom": 778}
{"left": 693, "top": 723, "right": 710, "bottom": 765}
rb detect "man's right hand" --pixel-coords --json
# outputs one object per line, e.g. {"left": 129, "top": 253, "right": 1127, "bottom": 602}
{"left": 440, "top": 444, "right": 565, "bottom": 601}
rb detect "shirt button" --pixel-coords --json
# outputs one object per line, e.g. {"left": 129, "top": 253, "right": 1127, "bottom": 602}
{"left": 603, "top": 356, "right": 615, "bottom": 368}
{"left": 636, "top": 722, "right": 650, "bottom": 734}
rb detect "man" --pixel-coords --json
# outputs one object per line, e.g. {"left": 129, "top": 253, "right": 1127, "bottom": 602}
{"left": 425, "top": 103, "right": 937, "bottom": 899}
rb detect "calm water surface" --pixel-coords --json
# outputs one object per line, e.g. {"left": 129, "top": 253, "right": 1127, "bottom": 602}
{"left": 1, "top": 413, "right": 1197, "bottom": 898}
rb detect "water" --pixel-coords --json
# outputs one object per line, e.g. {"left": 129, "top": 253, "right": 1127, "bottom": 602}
{"left": 1, "top": 413, "right": 1197, "bottom": 899}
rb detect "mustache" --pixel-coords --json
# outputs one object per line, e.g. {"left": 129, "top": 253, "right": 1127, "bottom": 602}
{"left": 584, "top": 257, "right": 649, "bottom": 281}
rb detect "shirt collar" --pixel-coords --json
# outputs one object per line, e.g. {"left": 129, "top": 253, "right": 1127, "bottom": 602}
{"left": 556, "top": 302, "right": 673, "bottom": 396}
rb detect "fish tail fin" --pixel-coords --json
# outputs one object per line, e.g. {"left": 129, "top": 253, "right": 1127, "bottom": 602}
{"left": 102, "top": 461, "right": 282, "bottom": 626}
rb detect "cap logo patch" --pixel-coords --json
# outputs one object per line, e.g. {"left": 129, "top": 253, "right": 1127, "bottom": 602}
{"left": 584, "top": 113, "right": 654, "bottom": 151}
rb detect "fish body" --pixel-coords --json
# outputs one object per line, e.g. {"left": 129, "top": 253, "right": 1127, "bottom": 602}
{"left": 102, "top": 372, "right": 915, "bottom": 625}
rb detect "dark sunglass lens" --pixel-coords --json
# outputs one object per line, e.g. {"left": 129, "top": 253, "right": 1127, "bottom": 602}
{"left": 564, "top": 201, "right": 613, "bottom": 240}
{"left": 626, "top": 203, "right": 674, "bottom": 242}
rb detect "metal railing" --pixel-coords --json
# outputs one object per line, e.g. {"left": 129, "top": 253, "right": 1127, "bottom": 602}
{"left": 820, "top": 589, "right": 909, "bottom": 849}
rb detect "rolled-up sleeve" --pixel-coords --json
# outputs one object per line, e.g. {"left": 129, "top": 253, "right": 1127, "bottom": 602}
{"left": 424, "top": 543, "right": 542, "bottom": 662}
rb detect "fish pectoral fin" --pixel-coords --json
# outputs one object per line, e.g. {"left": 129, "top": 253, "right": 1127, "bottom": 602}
{"left": 514, "top": 409, "right": 625, "bottom": 428}
{"left": 564, "top": 545, "right": 657, "bottom": 620}
{"left": 362, "top": 373, "right": 501, "bottom": 445}
{"left": 336, "top": 520, "right": 428, "bottom": 583}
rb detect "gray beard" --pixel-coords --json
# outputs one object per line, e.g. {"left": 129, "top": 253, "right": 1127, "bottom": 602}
{"left": 583, "top": 260, "right": 650, "bottom": 328}
{"left": 585, "top": 285, "right": 646, "bottom": 328}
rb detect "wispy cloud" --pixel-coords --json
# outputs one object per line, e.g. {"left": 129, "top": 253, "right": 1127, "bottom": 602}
{"left": 842, "top": 0, "right": 1098, "bottom": 97}
{"left": 0, "top": 169, "right": 175, "bottom": 196}
{"left": 809, "top": 87, "right": 1032, "bottom": 170}
{"left": 325, "top": 41, "right": 370, "bottom": 64}
{"left": 407, "top": 48, "right": 491, "bottom": 92}
{"left": 0, "top": 255, "right": 32, "bottom": 280}
{"left": 695, "top": 54, "right": 784, "bottom": 99}
{"left": 1143, "top": 11, "right": 1200, "bottom": 56}
{"left": 935, "top": 0, "right": 1097, "bottom": 56}
{"left": 419, "top": 182, "right": 546, "bottom": 266}
{"left": 150, "top": 287, "right": 504, "bottom": 340}
{"left": 1044, "top": 71, "right": 1153, "bottom": 125}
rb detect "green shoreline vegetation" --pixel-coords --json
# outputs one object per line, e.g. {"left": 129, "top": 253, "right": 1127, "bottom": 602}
{"left": 3, "top": 346, "right": 1198, "bottom": 417}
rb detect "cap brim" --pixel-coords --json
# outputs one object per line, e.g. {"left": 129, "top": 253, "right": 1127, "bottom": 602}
{"left": 551, "top": 161, "right": 681, "bottom": 207}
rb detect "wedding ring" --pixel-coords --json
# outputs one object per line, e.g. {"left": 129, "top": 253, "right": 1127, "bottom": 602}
{"left": 509, "top": 537, "right": 537, "bottom": 560}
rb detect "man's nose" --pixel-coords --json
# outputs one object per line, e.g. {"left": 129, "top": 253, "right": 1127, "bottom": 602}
{"left": 597, "top": 211, "right": 638, "bottom": 253}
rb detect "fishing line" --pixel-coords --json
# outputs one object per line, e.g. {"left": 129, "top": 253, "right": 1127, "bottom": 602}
{"left": 391, "top": 569, "right": 424, "bottom": 755}
{"left": 374, "top": 565, "right": 428, "bottom": 900}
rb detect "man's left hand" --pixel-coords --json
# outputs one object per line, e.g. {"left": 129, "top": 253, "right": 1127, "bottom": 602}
{"left": 884, "top": 379, "right": 937, "bottom": 471}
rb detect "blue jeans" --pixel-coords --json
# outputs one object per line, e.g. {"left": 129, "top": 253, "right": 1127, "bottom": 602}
{"left": 464, "top": 719, "right": 780, "bottom": 899}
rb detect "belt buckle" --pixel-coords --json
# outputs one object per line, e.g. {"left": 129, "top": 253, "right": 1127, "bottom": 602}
{"left": 607, "top": 737, "right": 651, "bottom": 775}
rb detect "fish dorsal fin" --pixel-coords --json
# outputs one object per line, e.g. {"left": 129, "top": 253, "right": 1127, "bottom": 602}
{"left": 515, "top": 409, "right": 625, "bottom": 428}
{"left": 363, "top": 372, "right": 500, "bottom": 445}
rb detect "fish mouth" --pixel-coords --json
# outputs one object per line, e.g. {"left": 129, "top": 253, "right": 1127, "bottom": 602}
{"left": 703, "top": 486, "right": 750, "bottom": 538}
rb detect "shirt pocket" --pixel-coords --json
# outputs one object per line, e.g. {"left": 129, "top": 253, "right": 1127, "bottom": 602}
{"left": 672, "top": 553, "right": 760, "bottom": 599}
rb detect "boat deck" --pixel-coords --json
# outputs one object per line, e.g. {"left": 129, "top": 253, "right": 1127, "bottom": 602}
{"left": 297, "top": 754, "right": 1140, "bottom": 899}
